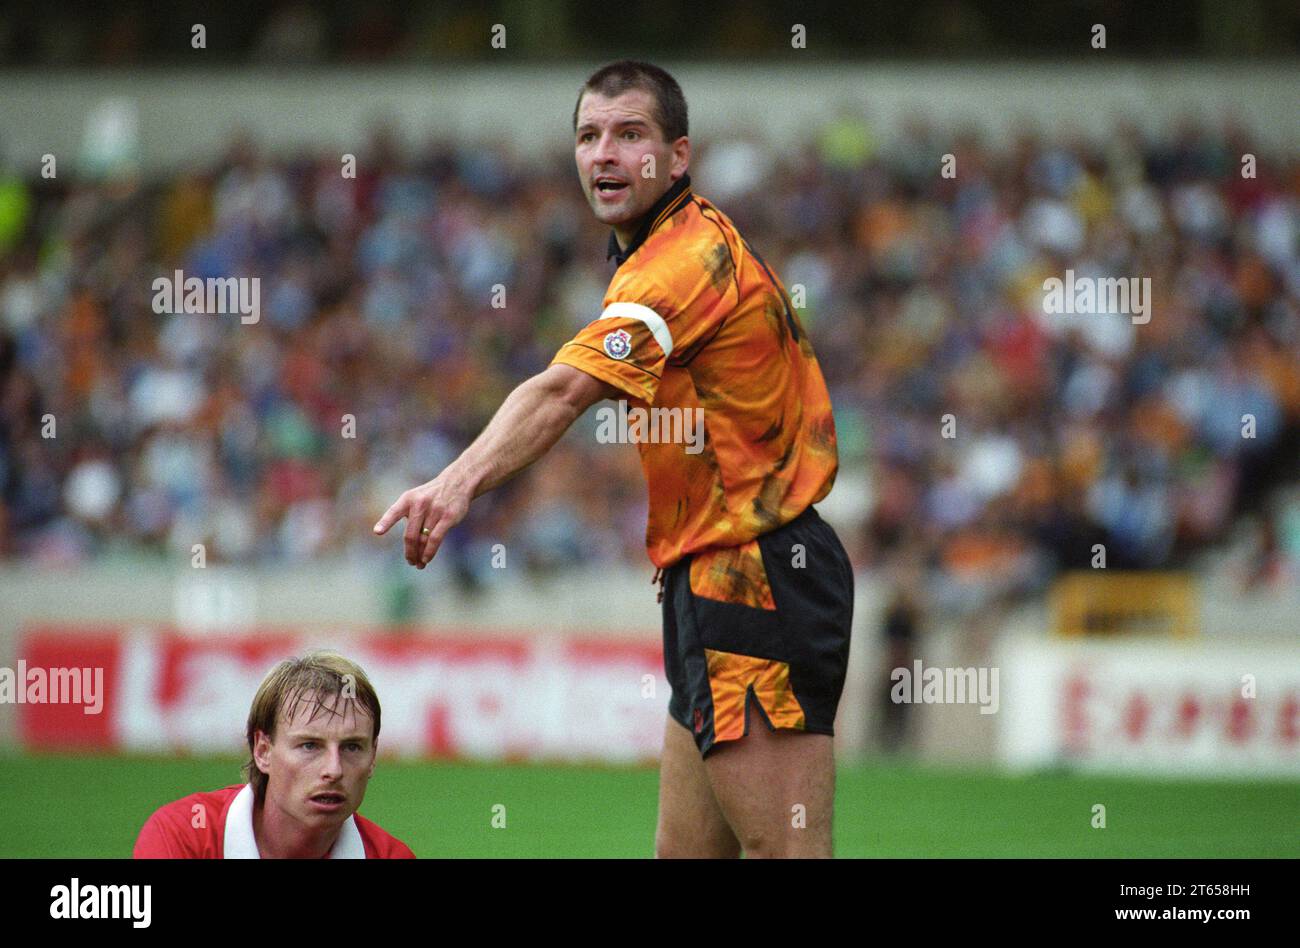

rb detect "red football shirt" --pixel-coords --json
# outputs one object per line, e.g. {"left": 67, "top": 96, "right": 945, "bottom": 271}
{"left": 133, "top": 784, "right": 415, "bottom": 859}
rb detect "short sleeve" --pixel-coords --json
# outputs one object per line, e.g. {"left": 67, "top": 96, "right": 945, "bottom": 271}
{"left": 551, "top": 261, "right": 728, "bottom": 405}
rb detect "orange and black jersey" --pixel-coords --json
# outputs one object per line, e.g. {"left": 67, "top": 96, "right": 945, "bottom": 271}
{"left": 551, "top": 173, "right": 839, "bottom": 570}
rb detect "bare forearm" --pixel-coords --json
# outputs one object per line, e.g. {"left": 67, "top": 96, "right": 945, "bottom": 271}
{"left": 448, "top": 374, "right": 582, "bottom": 499}
{"left": 373, "top": 363, "right": 615, "bottom": 567}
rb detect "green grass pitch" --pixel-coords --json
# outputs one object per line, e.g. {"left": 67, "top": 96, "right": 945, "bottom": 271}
{"left": 1, "top": 753, "right": 1295, "bottom": 858}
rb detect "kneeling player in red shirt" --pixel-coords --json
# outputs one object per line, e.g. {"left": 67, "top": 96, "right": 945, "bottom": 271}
{"left": 134, "top": 651, "right": 414, "bottom": 859}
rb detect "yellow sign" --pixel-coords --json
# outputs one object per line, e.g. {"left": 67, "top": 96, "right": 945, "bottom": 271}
{"left": 1052, "top": 572, "right": 1198, "bottom": 638}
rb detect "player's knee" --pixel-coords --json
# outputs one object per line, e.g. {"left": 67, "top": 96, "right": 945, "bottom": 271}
{"left": 737, "top": 823, "right": 831, "bottom": 858}
{"left": 655, "top": 828, "right": 739, "bottom": 859}
{"left": 732, "top": 819, "right": 784, "bottom": 858}
{"left": 737, "top": 832, "right": 783, "bottom": 858}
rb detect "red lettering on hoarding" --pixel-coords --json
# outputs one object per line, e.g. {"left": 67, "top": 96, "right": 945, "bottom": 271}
{"left": 15, "top": 630, "right": 120, "bottom": 749}
{"left": 1062, "top": 672, "right": 1090, "bottom": 753}
{"left": 1226, "top": 697, "right": 1255, "bottom": 744}
{"left": 426, "top": 704, "right": 454, "bottom": 758}
{"left": 1279, "top": 695, "right": 1299, "bottom": 745}
{"left": 1174, "top": 694, "right": 1200, "bottom": 739}
{"left": 1122, "top": 692, "right": 1150, "bottom": 741}
{"left": 16, "top": 626, "right": 665, "bottom": 763}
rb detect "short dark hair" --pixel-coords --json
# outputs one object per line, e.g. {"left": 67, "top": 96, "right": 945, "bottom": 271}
{"left": 572, "top": 60, "right": 688, "bottom": 142}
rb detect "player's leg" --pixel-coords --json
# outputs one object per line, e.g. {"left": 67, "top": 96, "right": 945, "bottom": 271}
{"left": 655, "top": 713, "right": 742, "bottom": 858}
{"left": 703, "top": 700, "right": 835, "bottom": 858}
{"left": 692, "top": 507, "right": 850, "bottom": 858}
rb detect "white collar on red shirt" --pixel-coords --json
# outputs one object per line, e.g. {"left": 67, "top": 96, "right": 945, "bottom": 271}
{"left": 223, "top": 784, "right": 366, "bottom": 859}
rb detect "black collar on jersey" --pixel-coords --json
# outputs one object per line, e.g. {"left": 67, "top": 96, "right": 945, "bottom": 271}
{"left": 606, "top": 173, "right": 693, "bottom": 267}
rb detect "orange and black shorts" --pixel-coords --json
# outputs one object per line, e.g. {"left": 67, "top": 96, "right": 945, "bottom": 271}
{"left": 661, "top": 506, "right": 854, "bottom": 757}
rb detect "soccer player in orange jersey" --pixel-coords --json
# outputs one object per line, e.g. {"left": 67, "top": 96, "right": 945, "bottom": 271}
{"left": 374, "top": 61, "right": 852, "bottom": 858}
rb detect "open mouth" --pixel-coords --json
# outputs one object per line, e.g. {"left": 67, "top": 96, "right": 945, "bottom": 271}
{"left": 594, "top": 178, "right": 628, "bottom": 195}
{"left": 309, "top": 791, "right": 346, "bottom": 807}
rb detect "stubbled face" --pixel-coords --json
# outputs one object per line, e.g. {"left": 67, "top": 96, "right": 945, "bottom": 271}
{"left": 255, "top": 690, "right": 377, "bottom": 832}
{"left": 574, "top": 88, "right": 688, "bottom": 233}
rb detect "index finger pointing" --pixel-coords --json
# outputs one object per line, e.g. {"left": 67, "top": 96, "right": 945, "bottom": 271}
{"left": 373, "top": 501, "right": 407, "bottom": 535}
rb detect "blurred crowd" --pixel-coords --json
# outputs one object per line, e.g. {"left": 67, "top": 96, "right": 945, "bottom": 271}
{"left": 1, "top": 115, "right": 1298, "bottom": 608}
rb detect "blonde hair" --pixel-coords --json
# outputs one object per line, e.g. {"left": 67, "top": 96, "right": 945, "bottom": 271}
{"left": 243, "top": 651, "right": 381, "bottom": 804}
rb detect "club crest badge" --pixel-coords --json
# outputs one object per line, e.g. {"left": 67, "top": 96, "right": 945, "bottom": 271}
{"left": 602, "top": 328, "right": 632, "bottom": 360}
